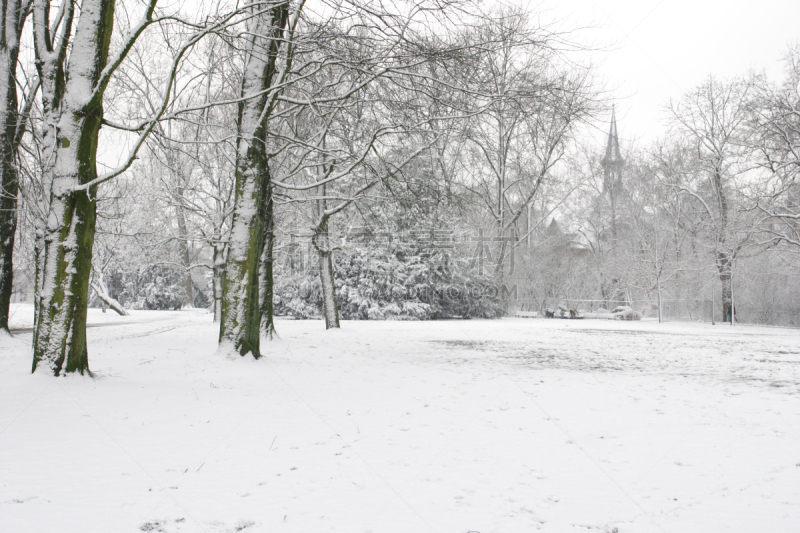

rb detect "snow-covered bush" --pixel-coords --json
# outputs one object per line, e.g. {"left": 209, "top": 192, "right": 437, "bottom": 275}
{"left": 107, "top": 266, "right": 187, "bottom": 310}
{"left": 274, "top": 241, "right": 505, "bottom": 320}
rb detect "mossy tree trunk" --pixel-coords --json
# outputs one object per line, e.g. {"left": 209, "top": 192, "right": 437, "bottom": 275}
{"left": 31, "top": 0, "right": 113, "bottom": 374}
{"left": 30, "top": 0, "right": 152, "bottom": 374}
{"left": 219, "top": 2, "right": 289, "bottom": 358}
{"left": 175, "top": 184, "right": 194, "bottom": 306}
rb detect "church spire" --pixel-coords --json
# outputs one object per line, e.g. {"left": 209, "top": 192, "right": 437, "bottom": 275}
{"left": 601, "top": 105, "right": 624, "bottom": 169}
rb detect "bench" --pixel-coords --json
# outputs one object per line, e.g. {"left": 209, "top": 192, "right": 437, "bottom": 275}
{"left": 515, "top": 311, "right": 539, "bottom": 318}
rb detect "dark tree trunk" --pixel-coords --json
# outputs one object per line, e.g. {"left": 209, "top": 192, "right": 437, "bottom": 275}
{"left": 259, "top": 181, "right": 275, "bottom": 339}
{"left": 717, "top": 252, "right": 732, "bottom": 323}
{"left": 212, "top": 243, "right": 224, "bottom": 322}
{"left": 0, "top": 0, "right": 25, "bottom": 333}
{"left": 175, "top": 186, "right": 194, "bottom": 306}
{"left": 0, "top": 126, "right": 19, "bottom": 334}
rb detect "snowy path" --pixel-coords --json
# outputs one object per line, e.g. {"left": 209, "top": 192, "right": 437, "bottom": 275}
{"left": 1, "top": 306, "right": 799, "bottom": 533}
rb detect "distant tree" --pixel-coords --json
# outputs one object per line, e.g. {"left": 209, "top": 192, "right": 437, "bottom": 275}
{"left": 455, "top": 8, "right": 597, "bottom": 295}
{"left": 750, "top": 47, "right": 800, "bottom": 248}
{"left": 667, "top": 76, "right": 758, "bottom": 322}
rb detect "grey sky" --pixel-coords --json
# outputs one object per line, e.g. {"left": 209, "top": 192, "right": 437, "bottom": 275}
{"left": 522, "top": 0, "right": 800, "bottom": 146}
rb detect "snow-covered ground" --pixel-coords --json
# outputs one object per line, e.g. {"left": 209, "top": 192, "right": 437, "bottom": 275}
{"left": 2, "top": 304, "right": 799, "bottom": 533}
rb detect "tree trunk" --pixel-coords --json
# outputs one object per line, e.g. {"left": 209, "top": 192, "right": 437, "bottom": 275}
{"left": 32, "top": 229, "right": 44, "bottom": 334}
{"left": 219, "top": 3, "right": 289, "bottom": 358}
{"left": 175, "top": 185, "right": 194, "bottom": 307}
{"left": 219, "top": 155, "right": 268, "bottom": 357}
{"left": 259, "top": 183, "right": 275, "bottom": 339}
{"left": 0, "top": 0, "right": 25, "bottom": 333}
{"left": 212, "top": 243, "right": 224, "bottom": 322}
{"left": 33, "top": 182, "right": 98, "bottom": 375}
{"left": 312, "top": 177, "right": 340, "bottom": 330}
{"left": 717, "top": 252, "right": 732, "bottom": 323}
{"left": 318, "top": 247, "right": 339, "bottom": 329}
{"left": 31, "top": 0, "right": 114, "bottom": 375}
{"left": 314, "top": 215, "right": 339, "bottom": 329}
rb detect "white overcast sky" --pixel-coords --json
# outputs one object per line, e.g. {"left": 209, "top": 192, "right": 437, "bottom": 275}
{"left": 508, "top": 0, "right": 800, "bottom": 146}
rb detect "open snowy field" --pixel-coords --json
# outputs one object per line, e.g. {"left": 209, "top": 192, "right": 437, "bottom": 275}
{"left": 2, "top": 304, "right": 800, "bottom": 533}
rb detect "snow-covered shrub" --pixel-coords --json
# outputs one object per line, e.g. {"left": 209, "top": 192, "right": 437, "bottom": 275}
{"left": 107, "top": 266, "right": 187, "bottom": 310}
{"left": 273, "top": 274, "right": 323, "bottom": 319}
{"left": 273, "top": 241, "right": 505, "bottom": 320}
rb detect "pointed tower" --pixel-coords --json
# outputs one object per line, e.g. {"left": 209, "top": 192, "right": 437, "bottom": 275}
{"left": 601, "top": 106, "right": 625, "bottom": 194}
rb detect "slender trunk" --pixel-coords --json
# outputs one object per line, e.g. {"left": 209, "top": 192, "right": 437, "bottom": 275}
{"left": 600, "top": 274, "right": 611, "bottom": 310}
{"left": 713, "top": 168, "right": 733, "bottom": 323}
{"left": 219, "top": 3, "right": 289, "bottom": 358}
{"left": 717, "top": 252, "right": 732, "bottom": 323}
{"left": 32, "top": 229, "right": 43, "bottom": 334}
{"left": 0, "top": 131, "right": 19, "bottom": 333}
{"left": 259, "top": 182, "right": 275, "bottom": 338}
{"left": 175, "top": 185, "right": 194, "bottom": 306}
{"left": 495, "top": 115, "right": 506, "bottom": 292}
{"left": 0, "top": 0, "right": 25, "bottom": 332}
{"left": 314, "top": 215, "right": 339, "bottom": 329}
{"left": 212, "top": 243, "right": 224, "bottom": 322}
{"left": 31, "top": 0, "right": 114, "bottom": 375}
{"left": 673, "top": 225, "right": 682, "bottom": 298}
{"left": 318, "top": 248, "right": 339, "bottom": 329}
{"left": 721, "top": 273, "right": 732, "bottom": 322}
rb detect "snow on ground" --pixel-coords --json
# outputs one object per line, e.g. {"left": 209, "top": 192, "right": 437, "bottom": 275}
{"left": 2, "top": 304, "right": 800, "bottom": 533}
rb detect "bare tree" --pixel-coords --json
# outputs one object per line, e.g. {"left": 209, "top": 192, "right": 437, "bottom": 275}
{"left": 667, "top": 76, "right": 757, "bottom": 322}
{"left": 273, "top": 72, "right": 427, "bottom": 329}
{"left": 455, "top": 8, "right": 596, "bottom": 294}
{"left": 750, "top": 47, "right": 800, "bottom": 248}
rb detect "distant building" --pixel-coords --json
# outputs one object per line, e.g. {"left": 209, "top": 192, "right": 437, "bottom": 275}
{"left": 599, "top": 106, "right": 625, "bottom": 242}
{"left": 601, "top": 106, "right": 625, "bottom": 195}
